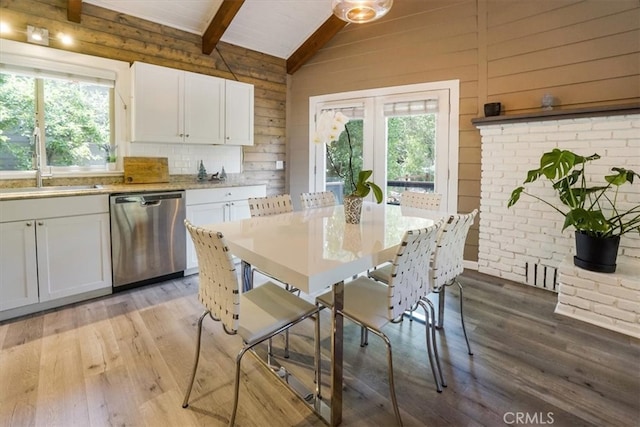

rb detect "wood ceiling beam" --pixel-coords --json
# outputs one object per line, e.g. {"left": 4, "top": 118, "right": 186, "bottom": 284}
{"left": 67, "top": 0, "right": 82, "bottom": 23}
{"left": 286, "top": 15, "right": 347, "bottom": 75}
{"left": 202, "top": 0, "right": 245, "bottom": 55}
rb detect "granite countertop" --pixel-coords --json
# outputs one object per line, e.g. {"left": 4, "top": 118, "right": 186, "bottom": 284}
{"left": 0, "top": 180, "right": 268, "bottom": 201}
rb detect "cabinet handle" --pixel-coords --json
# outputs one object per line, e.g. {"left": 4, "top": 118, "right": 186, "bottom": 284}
{"left": 38, "top": 221, "right": 44, "bottom": 226}
{"left": 226, "top": 192, "right": 232, "bottom": 196}
{"left": 26, "top": 221, "right": 33, "bottom": 227}
{"left": 186, "top": 134, "right": 190, "bottom": 138}
{"left": 179, "top": 133, "right": 184, "bottom": 137}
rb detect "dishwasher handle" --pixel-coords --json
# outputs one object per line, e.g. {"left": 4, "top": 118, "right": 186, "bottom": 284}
{"left": 111, "top": 192, "right": 184, "bottom": 206}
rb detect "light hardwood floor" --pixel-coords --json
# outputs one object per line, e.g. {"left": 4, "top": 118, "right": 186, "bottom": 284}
{"left": 1, "top": 271, "right": 638, "bottom": 427}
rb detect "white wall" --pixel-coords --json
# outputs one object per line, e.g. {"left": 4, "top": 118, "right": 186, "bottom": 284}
{"left": 477, "top": 113, "right": 640, "bottom": 291}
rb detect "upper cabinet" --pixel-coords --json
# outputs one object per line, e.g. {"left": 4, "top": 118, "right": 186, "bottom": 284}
{"left": 130, "top": 62, "right": 253, "bottom": 146}
{"left": 225, "top": 80, "right": 254, "bottom": 146}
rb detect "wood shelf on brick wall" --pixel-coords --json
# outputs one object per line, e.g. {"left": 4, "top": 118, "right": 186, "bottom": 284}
{"left": 472, "top": 103, "right": 640, "bottom": 126}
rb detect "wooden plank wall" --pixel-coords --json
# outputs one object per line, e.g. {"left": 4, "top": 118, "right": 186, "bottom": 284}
{"left": 288, "top": 0, "right": 640, "bottom": 262}
{"left": 0, "top": 0, "right": 288, "bottom": 194}
{"left": 484, "top": 0, "right": 640, "bottom": 113}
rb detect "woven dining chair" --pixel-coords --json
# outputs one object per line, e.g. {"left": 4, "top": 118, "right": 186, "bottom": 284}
{"left": 248, "top": 194, "right": 293, "bottom": 217}
{"left": 368, "top": 209, "right": 478, "bottom": 356}
{"left": 300, "top": 191, "right": 336, "bottom": 209}
{"left": 428, "top": 209, "right": 478, "bottom": 355}
{"left": 400, "top": 191, "right": 442, "bottom": 210}
{"left": 316, "top": 220, "right": 446, "bottom": 426}
{"left": 247, "top": 193, "right": 297, "bottom": 357}
{"left": 181, "top": 220, "right": 320, "bottom": 426}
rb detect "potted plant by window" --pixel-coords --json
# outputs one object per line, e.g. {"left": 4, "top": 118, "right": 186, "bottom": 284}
{"left": 508, "top": 149, "right": 639, "bottom": 273}
{"left": 314, "top": 110, "right": 383, "bottom": 224}
{"left": 100, "top": 143, "right": 117, "bottom": 171}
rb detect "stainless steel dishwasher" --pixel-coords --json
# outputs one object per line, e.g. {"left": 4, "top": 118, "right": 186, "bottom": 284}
{"left": 110, "top": 191, "right": 186, "bottom": 289}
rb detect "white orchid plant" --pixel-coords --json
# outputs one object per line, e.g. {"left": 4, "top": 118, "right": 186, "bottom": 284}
{"left": 313, "top": 110, "right": 383, "bottom": 203}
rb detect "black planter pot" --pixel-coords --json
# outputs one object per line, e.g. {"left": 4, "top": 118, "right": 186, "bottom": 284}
{"left": 574, "top": 231, "right": 620, "bottom": 273}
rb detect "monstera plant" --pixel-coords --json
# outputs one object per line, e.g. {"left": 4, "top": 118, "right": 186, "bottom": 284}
{"left": 508, "top": 148, "right": 639, "bottom": 272}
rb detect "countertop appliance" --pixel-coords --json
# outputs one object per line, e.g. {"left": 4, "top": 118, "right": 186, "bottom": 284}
{"left": 110, "top": 191, "right": 186, "bottom": 289}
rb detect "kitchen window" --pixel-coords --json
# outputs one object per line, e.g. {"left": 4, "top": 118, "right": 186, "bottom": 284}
{"left": 0, "top": 69, "right": 114, "bottom": 172}
{"left": 0, "top": 39, "right": 130, "bottom": 178}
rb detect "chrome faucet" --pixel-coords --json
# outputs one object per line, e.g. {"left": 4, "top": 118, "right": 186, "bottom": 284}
{"left": 32, "top": 126, "right": 49, "bottom": 188}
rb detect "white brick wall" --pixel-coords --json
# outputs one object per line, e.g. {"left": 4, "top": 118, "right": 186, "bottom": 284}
{"left": 555, "top": 257, "right": 640, "bottom": 338}
{"left": 477, "top": 113, "right": 640, "bottom": 291}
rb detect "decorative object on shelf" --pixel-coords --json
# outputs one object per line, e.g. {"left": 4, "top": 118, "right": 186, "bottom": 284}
{"left": 541, "top": 93, "right": 554, "bottom": 111}
{"left": 314, "top": 110, "right": 383, "bottom": 224}
{"left": 197, "top": 160, "right": 207, "bottom": 182}
{"left": 484, "top": 102, "right": 501, "bottom": 117}
{"left": 332, "top": 0, "right": 393, "bottom": 23}
{"left": 508, "top": 149, "right": 639, "bottom": 273}
{"left": 219, "top": 166, "right": 227, "bottom": 181}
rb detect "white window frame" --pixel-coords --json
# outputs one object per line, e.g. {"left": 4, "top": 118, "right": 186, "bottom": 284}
{"left": 0, "top": 39, "right": 130, "bottom": 179}
{"left": 309, "top": 80, "right": 459, "bottom": 213}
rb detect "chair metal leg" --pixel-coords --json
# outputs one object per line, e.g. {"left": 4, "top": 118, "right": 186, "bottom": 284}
{"left": 368, "top": 328, "right": 403, "bottom": 426}
{"left": 229, "top": 346, "right": 249, "bottom": 427}
{"left": 456, "top": 280, "right": 473, "bottom": 355}
{"left": 437, "top": 285, "right": 446, "bottom": 329}
{"left": 425, "top": 299, "right": 446, "bottom": 388}
{"left": 314, "top": 312, "right": 322, "bottom": 399}
{"left": 360, "top": 326, "right": 368, "bottom": 347}
{"left": 418, "top": 301, "right": 443, "bottom": 392}
{"left": 182, "top": 310, "right": 209, "bottom": 408}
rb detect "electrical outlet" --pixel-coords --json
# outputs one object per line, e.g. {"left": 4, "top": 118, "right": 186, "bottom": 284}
{"left": 276, "top": 160, "right": 284, "bottom": 170}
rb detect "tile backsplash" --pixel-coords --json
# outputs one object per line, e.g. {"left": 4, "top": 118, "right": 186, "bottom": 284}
{"left": 128, "top": 143, "right": 243, "bottom": 176}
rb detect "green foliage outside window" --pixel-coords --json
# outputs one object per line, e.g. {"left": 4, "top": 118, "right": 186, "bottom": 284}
{"left": 0, "top": 72, "right": 111, "bottom": 171}
{"left": 325, "top": 114, "right": 436, "bottom": 197}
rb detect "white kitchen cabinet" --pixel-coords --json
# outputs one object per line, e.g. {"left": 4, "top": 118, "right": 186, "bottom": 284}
{"left": 224, "top": 80, "right": 254, "bottom": 146}
{"left": 0, "top": 221, "right": 38, "bottom": 311}
{"left": 0, "top": 195, "right": 112, "bottom": 317}
{"left": 131, "top": 62, "right": 225, "bottom": 144}
{"left": 185, "top": 185, "right": 266, "bottom": 273}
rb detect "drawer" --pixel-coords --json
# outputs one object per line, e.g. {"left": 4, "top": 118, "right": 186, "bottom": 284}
{"left": 0, "top": 195, "right": 109, "bottom": 223}
{"left": 186, "top": 185, "right": 266, "bottom": 206}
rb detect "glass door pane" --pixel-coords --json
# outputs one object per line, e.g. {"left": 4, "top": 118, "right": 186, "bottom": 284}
{"left": 325, "top": 118, "right": 363, "bottom": 204}
{"left": 385, "top": 113, "right": 437, "bottom": 204}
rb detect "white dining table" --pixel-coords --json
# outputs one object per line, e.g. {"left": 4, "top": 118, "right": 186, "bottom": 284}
{"left": 207, "top": 202, "right": 446, "bottom": 425}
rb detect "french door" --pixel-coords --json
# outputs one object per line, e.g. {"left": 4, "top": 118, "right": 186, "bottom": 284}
{"left": 311, "top": 82, "right": 457, "bottom": 212}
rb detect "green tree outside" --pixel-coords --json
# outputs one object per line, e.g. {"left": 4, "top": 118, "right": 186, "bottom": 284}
{"left": 0, "top": 72, "right": 110, "bottom": 171}
{"left": 325, "top": 114, "right": 436, "bottom": 197}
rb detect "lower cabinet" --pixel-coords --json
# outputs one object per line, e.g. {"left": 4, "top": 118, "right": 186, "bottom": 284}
{"left": 185, "top": 185, "right": 266, "bottom": 273}
{"left": 0, "top": 195, "right": 112, "bottom": 316}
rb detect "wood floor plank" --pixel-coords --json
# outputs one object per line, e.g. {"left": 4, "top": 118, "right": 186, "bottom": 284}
{"left": 0, "top": 338, "right": 41, "bottom": 427}
{"left": 34, "top": 310, "right": 89, "bottom": 427}
{"left": 84, "top": 364, "right": 142, "bottom": 426}
{"left": 0, "top": 270, "right": 638, "bottom": 426}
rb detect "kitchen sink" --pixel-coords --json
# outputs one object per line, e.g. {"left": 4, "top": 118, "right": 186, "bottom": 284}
{"left": 1, "top": 184, "right": 104, "bottom": 193}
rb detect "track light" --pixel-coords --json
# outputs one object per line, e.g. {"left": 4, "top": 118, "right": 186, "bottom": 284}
{"left": 27, "top": 25, "right": 49, "bottom": 46}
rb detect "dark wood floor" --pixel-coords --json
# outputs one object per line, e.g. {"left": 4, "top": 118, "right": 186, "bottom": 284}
{"left": 1, "top": 270, "right": 638, "bottom": 426}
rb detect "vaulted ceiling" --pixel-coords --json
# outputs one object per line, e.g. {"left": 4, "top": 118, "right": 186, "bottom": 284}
{"left": 70, "top": 0, "right": 349, "bottom": 74}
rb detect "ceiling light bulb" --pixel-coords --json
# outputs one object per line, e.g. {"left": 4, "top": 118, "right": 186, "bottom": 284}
{"left": 0, "top": 22, "right": 10, "bottom": 33}
{"left": 332, "top": 0, "right": 393, "bottom": 24}
{"left": 59, "top": 33, "right": 73, "bottom": 45}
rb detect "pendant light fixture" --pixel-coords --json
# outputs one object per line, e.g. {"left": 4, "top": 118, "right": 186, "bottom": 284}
{"left": 332, "top": 0, "right": 393, "bottom": 24}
